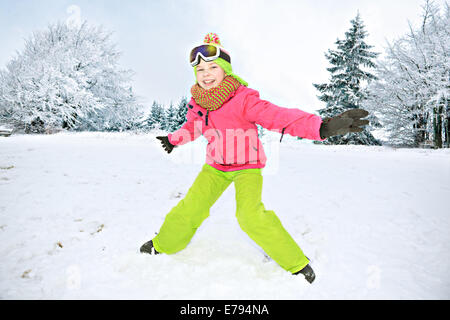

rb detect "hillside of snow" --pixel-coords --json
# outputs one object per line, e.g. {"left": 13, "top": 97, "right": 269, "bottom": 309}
{"left": 0, "top": 132, "right": 449, "bottom": 299}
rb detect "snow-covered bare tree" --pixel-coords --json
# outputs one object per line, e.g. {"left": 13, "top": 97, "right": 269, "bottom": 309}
{"left": 0, "top": 21, "right": 143, "bottom": 132}
{"left": 365, "top": 1, "right": 450, "bottom": 148}
{"left": 314, "top": 13, "right": 381, "bottom": 145}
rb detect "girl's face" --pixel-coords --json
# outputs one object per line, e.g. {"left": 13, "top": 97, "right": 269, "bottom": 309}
{"left": 196, "top": 59, "right": 226, "bottom": 90}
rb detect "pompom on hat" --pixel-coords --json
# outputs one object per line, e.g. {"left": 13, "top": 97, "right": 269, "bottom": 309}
{"left": 203, "top": 32, "right": 222, "bottom": 46}
{"left": 192, "top": 33, "right": 248, "bottom": 87}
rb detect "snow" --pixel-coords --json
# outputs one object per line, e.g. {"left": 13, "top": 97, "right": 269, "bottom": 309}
{"left": 0, "top": 126, "right": 13, "bottom": 133}
{"left": 1, "top": 131, "right": 449, "bottom": 299}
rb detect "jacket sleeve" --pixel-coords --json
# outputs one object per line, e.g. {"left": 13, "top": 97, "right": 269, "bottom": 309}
{"left": 167, "top": 109, "right": 202, "bottom": 146}
{"left": 243, "top": 89, "right": 325, "bottom": 141}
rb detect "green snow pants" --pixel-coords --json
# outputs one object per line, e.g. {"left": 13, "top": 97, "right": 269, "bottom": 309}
{"left": 152, "top": 164, "right": 309, "bottom": 274}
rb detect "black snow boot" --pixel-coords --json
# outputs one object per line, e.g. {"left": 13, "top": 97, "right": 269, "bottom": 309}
{"left": 140, "top": 240, "right": 160, "bottom": 255}
{"left": 293, "top": 264, "right": 316, "bottom": 283}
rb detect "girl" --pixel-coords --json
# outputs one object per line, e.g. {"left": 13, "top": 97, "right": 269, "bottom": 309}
{"left": 140, "top": 33, "right": 369, "bottom": 284}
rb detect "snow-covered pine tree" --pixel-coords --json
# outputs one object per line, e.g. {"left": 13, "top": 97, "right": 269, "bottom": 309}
{"left": 0, "top": 21, "right": 143, "bottom": 133}
{"left": 146, "top": 101, "right": 166, "bottom": 130}
{"left": 172, "top": 97, "right": 188, "bottom": 131}
{"left": 365, "top": 0, "right": 449, "bottom": 148}
{"left": 313, "top": 13, "right": 381, "bottom": 145}
{"left": 257, "top": 124, "right": 265, "bottom": 138}
{"left": 164, "top": 102, "right": 177, "bottom": 131}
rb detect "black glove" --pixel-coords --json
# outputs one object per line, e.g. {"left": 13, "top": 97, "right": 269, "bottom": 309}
{"left": 156, "top": 136, "right": 176, "bottom": 154}
{"left": 320, "top": 109, "right": 369, "bottom": 139}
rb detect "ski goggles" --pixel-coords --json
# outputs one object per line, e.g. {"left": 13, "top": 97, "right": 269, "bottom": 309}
{"left": 189, "top": 44, "right": 231, "bottom": 67}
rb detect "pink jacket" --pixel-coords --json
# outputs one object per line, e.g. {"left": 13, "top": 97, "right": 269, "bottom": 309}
{"left": 168, "top": 86, "right": 324, "bottom": 172}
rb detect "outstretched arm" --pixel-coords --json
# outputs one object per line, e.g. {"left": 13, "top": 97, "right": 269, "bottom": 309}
{"left": 243, "top": 90, "right": 324, "bottom": 141}
{"left": 244, "top": 90, "right": 369, "bottom": 141}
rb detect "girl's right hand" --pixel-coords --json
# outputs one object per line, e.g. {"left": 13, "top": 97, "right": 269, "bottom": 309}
{"left": 156, "top": 136, "right": 176, "bottom": 154}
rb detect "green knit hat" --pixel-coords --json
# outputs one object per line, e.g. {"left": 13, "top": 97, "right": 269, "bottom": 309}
{"left": 192, "top": 33, "right": 248, "bottom": 87}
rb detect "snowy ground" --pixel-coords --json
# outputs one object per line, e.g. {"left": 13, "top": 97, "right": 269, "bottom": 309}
{"left": 0, "top": 131, "right": 449, "bottom": 299}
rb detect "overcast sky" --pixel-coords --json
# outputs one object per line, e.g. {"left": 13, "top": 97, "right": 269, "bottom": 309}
{"left": 0, "top": 0, "right": 448, "bottom": 113}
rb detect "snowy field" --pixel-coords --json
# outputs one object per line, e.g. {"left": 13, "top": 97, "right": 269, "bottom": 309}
{"left": 0, "top": 131, "right": 449, "bottom": 300}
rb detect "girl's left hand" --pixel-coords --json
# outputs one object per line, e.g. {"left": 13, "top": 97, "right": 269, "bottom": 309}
{"left": 319, "top": 109, "right": 369, "bottom": 139}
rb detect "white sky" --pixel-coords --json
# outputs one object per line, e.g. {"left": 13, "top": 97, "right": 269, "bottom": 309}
{"left": 0, "top": 0, "right": 448, "bottom": 113}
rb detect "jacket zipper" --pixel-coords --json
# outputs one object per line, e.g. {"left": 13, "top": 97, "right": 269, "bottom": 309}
{"left": 203, "top": 109, "right": 224, "bottom": 162}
